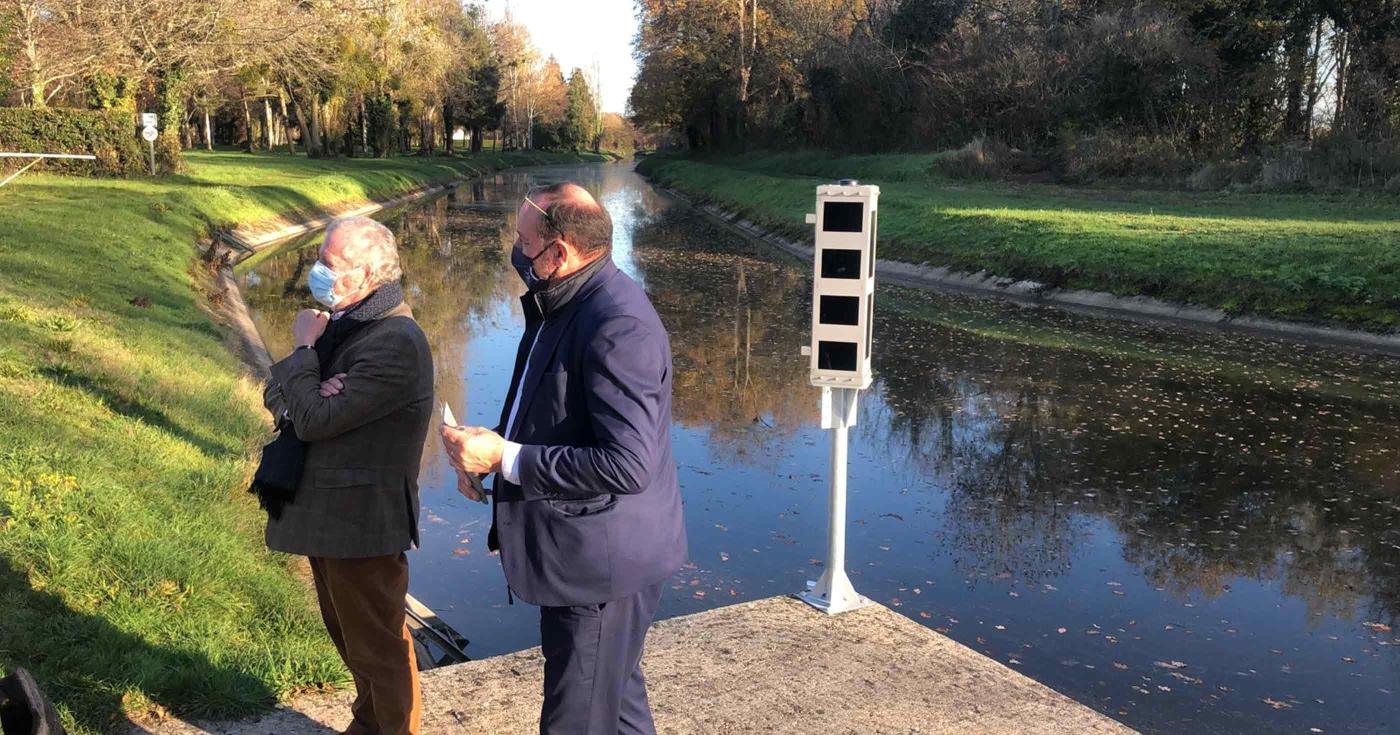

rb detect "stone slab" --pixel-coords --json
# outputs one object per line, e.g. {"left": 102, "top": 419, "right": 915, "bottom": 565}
{"left": 133, "top": 596, "right": 1135, "bottom": 735}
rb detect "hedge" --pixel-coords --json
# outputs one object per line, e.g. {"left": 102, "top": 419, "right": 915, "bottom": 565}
{"left": 0, "top": 107, "right": 176, "bottom": 177}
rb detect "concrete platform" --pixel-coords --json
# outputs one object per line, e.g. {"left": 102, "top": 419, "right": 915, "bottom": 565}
{"left": 134, "top": 596, "right": 1135, "bottom": 735}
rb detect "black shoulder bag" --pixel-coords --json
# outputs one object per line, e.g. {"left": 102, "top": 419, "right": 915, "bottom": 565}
{"left": 249, "top": 417, "right": 305, "bottom": 520}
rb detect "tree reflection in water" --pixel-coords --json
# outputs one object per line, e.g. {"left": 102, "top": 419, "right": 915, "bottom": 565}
{"left": 630, "top": 207, "right": 815, "bottom": 463}
{"left": 871, "top": 287, "right": 1400, "bottom": 623}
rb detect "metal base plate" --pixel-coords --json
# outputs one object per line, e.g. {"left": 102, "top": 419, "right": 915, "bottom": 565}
{"left": 796, "top": 577, "right": 875, "bottom": 615}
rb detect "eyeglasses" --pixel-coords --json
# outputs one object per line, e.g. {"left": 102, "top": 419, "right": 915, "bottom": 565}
{"left": 523, "top": 193, "right": 558, "bottom": 234}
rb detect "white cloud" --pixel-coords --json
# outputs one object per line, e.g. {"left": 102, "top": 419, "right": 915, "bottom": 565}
{"left": 481, "top": 0, "right": 638, "bottom": 114}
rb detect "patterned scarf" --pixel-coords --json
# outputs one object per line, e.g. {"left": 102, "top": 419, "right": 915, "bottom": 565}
{"left": 313, "top": 281, "right": 405, "bottom": 374}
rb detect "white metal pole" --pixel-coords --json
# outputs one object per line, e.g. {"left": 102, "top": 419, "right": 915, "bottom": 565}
{"left": 799, "top": 387, "right": 870, "bottom": 614}
{"left": 827, "top": 395, "right": 848, "bottom": 576}
{"left": 0, "top": 158, "right": 42, "bottom": 189}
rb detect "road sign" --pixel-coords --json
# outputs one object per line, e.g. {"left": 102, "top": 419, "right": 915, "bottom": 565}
{"left": 796, "top": 178, "right": 879, "bottom": 617}
{"left": 140, "top": 124, "right": 158, "bottom": 175}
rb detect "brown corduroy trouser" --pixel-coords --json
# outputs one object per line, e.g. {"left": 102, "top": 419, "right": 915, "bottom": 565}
{"left": 309, "top": 553, "right": 422, "bottom": 735}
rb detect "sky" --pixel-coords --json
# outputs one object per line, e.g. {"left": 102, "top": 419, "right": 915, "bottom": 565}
{"left": 481, "top": 0, "right": 640, "bottom": 114}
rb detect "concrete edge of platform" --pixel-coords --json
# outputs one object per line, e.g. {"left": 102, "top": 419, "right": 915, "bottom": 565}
{"left": 130, "top": 596, "right": 1138, "bottom": 735}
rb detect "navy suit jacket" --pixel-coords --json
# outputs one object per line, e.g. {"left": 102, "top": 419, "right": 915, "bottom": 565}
{"left": 489, "top": 259, "right": 688, "bottom": 607}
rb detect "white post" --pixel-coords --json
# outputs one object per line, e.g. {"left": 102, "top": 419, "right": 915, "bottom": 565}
{"left": 799, "top": 386, "right": 871, "bottom": 614}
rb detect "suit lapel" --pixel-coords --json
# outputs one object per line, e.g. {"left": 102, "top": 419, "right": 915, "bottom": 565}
{"left": 502, "top": 260, "right": 617, "bottom": 440}
{"left": 508, "top": 308, "right": 580, "bottom": 440}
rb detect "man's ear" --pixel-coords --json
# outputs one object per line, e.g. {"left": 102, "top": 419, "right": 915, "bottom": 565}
{"left": 556, "top": 238, "right": 579, "bottom": 265}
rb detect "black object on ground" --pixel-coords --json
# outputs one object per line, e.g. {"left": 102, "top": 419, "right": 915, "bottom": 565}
{"left": 0, "top": 668, "right": 65, "bottom": 735}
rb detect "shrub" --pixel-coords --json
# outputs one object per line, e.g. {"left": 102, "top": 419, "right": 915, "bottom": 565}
{"left": 1306, "top": 133, "right": 1400, "bottom": 188}
{"left": 1385, "top": 173, "right": 1400, "bottom": 194}
{"left": 0, "top": 107, "right": 153, "bottom": 176}
{"left": 1060, "top": 129, "right": 1195, "bottom": 182}
{"left": 1257, "top": 152, "right": 1311, "bottom": 192}
{"left": 932, "top": 136, "right": 1011, "bottom": 179}
{"left": 1187, "top": 162, "right": 1230, "bottom": 191}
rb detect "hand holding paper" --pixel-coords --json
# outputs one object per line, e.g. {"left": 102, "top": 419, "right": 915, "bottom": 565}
{"left": 440, "top": 402, "right": 489, "bottom": 504}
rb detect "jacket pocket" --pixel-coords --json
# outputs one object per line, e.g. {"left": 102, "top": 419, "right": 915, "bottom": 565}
{"left": 313, "top": 467, "right": 380, "bottom": 489}
{"left": 546, "top": 494, "right": 618, "bottom": 518}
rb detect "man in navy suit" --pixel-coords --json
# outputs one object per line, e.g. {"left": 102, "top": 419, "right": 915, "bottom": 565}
{"left": 440, "top": 183, "right": 687, "bottom": 735}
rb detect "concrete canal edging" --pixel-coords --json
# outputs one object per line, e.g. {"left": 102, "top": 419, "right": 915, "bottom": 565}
{"left": 652, "top": 185, "right": 1400, "bottom": 358}
{"left": 133, "top": 596, "right": 1136, "bottom": 734}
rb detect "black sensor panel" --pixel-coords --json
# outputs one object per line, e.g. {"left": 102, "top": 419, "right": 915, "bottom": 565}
{"left": 823, "top": 201, "right": 864, "bottom": 232}
{"left": 819, "top": 295, "right": 861, "bottom": 326}
{"left": 818, "top": 340, "right": 858, "bottom": 372}
{"left": 820, "top": 248, "right": 862, "bottom": 279}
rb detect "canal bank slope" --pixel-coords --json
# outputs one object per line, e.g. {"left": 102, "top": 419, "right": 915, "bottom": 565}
{"left": 637, "top": 153, "right": 1400, "bottom": 354}
{"left": 0, "top": 149, "right": 606, "bottom": 734}
{"left": 137, "top": 596, "right": 1136, "bottom": 734}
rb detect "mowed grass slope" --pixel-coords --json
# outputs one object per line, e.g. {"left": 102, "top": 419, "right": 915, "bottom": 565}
{"left": 0, "top": 149, "right": 597, "bottom": 733}
{"left": 637, "top": 152, "right": 1400, "bottom": 329}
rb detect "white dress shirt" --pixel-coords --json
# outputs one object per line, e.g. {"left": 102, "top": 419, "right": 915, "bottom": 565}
{"left": 498, "top": 328, "right": 542, "bottom": 484}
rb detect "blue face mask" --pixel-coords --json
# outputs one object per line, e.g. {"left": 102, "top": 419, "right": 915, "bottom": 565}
{"left": 511, "top": 241, "right": 557, "bottom": 292}
{"left": 308, "top": 260, "right": 342, "bottom": 308}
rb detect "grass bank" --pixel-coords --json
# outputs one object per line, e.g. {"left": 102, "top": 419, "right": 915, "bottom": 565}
{"left": 0, "top": 148, "right": 601, "bottom": 733}
{"left": 636, "top": 151, "right": 1400, "bottom": 330}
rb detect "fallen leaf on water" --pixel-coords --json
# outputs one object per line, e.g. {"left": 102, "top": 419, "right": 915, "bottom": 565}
{"left": 1262, "top": 698, "right": 1292, "bottom": 710}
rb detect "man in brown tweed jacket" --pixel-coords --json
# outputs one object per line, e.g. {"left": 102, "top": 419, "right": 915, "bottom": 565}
{"left": 262, "top": 216, "right": 433, "bottom": 735}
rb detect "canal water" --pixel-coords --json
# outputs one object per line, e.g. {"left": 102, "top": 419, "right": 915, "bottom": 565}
{"left": 238, "top": 163, "right": 1400, "bottom": 734}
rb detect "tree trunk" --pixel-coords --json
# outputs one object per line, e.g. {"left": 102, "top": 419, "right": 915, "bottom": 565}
{"left": 29, "top": 78, "right": 46, "bottom": 109}
{"left": 308, "top": 95, "right": 325, "bottom": 156}
{"left": 470, "top": 124, "right": 483, "bottom": 153}
{"left": 1302, "top": 19, "right": 1324, "bottom": 142}
{"left": 241, "top": 98, "right": 256, "bottom": 152}
{"left": 203, "top": 109, "right": 213, "bottom": 151}
{"left": 285, "top": 82, "right": 316, "bottom": 157}
{"left": 360, "top": 96, "right": 369, "bottom": 153}
{"left": 1281, "top": 16, "right": 1312, "bottom": 141}
{"left": 1333, "top": 32, "right": 1349, "bottom": 131}
{"left": 263, "top": 98, "right": 275, "bottom": 150}
{"left": 444, "top": 104, "right": 456, "bottom": 155}
{"left": 278, "top": 92, "right": 296, "bottom": 155}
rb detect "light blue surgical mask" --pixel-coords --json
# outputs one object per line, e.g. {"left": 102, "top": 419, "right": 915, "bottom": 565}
{"left": 308, "top": 260, "right": 341, "bottom": 308}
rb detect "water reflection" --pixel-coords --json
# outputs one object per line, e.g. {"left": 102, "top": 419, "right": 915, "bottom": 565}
{"left": 240, "top": 163, "right": 1400, "bottom": 734}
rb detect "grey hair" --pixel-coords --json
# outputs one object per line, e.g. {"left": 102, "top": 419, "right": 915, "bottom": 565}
{"left": 325, "top": 216, "right": 403, "bottom": 287}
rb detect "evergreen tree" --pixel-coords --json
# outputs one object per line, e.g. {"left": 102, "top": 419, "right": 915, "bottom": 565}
{"left": 561, "top": 68, "right": 596, "bottom": 151}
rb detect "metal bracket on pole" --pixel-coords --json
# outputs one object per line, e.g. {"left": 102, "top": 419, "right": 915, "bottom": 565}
{"left": 798, "top": 386, "right": 873, "bottom": 615}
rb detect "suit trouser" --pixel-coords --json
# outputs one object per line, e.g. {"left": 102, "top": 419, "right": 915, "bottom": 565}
{"left": 539, "top": 582, "right": 664, "bottom": 735}
{"left": 309, "top": 553, "right": 421, "bottom": 735}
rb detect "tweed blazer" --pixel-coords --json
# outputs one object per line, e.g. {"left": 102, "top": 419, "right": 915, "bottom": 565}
{"left": 262, "top": 302, "right": 434, "bottom": 558}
